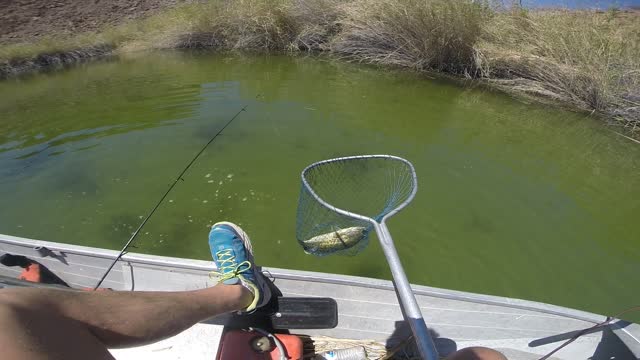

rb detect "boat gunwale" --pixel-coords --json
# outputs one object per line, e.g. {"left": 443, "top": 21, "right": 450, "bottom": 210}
{"left": 0, "top": 233, "right": 614, "bottom": 325}
{"left": 4, "top": 232, "right": 640, "bottom": 358}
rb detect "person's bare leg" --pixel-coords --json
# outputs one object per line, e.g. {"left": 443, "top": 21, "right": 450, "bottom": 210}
{"left": 0, "top": 284, "right": 252, "bottom": 360}
{"left": 0, "top": 221, "right": 271, "bottom": 360}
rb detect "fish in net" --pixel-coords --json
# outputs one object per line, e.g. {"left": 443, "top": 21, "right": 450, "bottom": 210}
{"left": 296, "top": 155, "right": 416, "bottom": 256}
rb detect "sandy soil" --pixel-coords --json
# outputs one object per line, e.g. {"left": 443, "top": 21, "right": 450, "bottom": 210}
{"left": 0, "top": 0, "right": 190, "bottom": 45}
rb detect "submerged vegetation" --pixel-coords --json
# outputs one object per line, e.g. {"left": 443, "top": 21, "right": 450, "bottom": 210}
{"left": 1, "top": 0, "right": 639, "bottom": 136}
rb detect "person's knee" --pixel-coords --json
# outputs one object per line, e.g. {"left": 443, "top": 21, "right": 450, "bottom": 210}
{"left": 0, "top": 296, "right": 38, "bottom": 340}
{"left": 0, "top": 289, "right": 56, "bottom": 329}
{"left": 0, "top": 291, "right": 41, "bottom": 325}
{"left": 0, "top": 289, "right": 29, "bottom": 311}
{"left": 445, "top": 346, "right": 508, "bottom": 360}
{"left": 0, "top": 300, "right": 22, "bottom": 322}
{"left": 0, "top": 289, "right": 22, "bottom": 308}
{"left": 0, "top": 288, "right": 48, "bottom": 310}
{"left": 0, "top": 291, "right": 115, "bottom": 360}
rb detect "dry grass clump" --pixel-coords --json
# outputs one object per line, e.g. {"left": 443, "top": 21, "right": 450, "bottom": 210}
{"left": 289, "top": 0, "right": 343, "bottom": 51}
{"left": 476, "top": 9, "right": 640, "bottom": 133}
{"left": 119, "top": 0, "right": 301, "bottom": 51}
{"left": 332, "top": 0, "right": 490, "bottom": 73}
{"left": 193, "top": 0, "right": 297, "bottom": 50}
{"left": 164, "top": 0, "right": 342, "bottom": 51}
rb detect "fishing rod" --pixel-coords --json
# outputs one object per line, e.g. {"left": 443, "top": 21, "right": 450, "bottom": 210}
{"left": 93, "top": 105, "right": 248, "bottom": 290}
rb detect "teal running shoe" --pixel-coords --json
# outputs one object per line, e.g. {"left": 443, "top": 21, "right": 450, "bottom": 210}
{"left": 208, "top": 221, "right": 271, "bottom": 312}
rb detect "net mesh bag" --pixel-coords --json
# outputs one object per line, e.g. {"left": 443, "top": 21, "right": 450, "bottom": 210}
{"left": 296, "top": 155, "right": 416, "bottom": 256}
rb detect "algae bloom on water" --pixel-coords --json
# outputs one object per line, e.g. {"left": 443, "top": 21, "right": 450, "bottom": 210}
{"left": 301, "top": 226, "right": 368, "bottom": 255}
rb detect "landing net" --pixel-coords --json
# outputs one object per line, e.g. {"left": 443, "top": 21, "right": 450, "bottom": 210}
{"left": 296, "top": 155, "right": 417, "bottom": 256}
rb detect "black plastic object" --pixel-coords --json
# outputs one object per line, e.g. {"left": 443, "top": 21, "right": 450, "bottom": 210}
{"left": 207, "top": 297, "right": 338, "bottom": 330}
{"left": 270, "top": 297, "right": 338, "bottom": 329}
{"left": 0, "top": 253, "right": 31, "bottom": 267}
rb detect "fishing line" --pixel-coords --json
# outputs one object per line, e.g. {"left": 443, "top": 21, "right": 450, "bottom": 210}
{"left": 93, "top": 105, "right": 248, "bottom": 290}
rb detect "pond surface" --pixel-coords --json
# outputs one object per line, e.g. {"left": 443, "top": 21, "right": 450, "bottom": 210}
{"left": 1, "top": 52, "right": 638, "bottom": 321}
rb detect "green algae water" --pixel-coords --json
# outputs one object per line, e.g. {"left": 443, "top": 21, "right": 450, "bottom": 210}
{"left": 1, "top": 52, "right": 638, "bottom": 321}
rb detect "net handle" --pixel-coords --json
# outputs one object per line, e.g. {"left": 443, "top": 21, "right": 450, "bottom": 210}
{"left": 300, "top": 155, "right": 437, "bottom": 359}
{"left": 300, "top": 154, "right": 418, "bottom": 224}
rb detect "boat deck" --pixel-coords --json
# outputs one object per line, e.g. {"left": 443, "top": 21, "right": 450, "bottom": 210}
{"left": 1, "top": 234, "right": 638, "bottom": 360}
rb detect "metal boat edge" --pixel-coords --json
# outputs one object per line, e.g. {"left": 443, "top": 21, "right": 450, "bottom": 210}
{"left": 1, "top": 232, "right": 638, "bottom": 359}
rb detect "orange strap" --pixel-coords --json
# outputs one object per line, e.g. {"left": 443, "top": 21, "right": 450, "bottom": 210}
{"left": 19, "top": 264, "right": 42, "bottom": 283}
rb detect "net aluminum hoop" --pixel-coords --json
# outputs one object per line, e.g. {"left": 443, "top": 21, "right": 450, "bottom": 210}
{"left": 300, "top": 154, "right": 418, "bottom": 225}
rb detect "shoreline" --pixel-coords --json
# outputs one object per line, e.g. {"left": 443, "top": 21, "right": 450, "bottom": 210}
{"left": 0, "top": 45, "right": 113, "bottom": 80}
{"left": 1, "top": 0, "right": 638, "bottom": 139}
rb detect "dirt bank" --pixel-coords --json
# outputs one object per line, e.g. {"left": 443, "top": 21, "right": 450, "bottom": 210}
{"left": 0, "top": 0, "right": 191, "bottom": 45}
{"left": 0, "top": 44, "right": 113, "bottom": 78}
